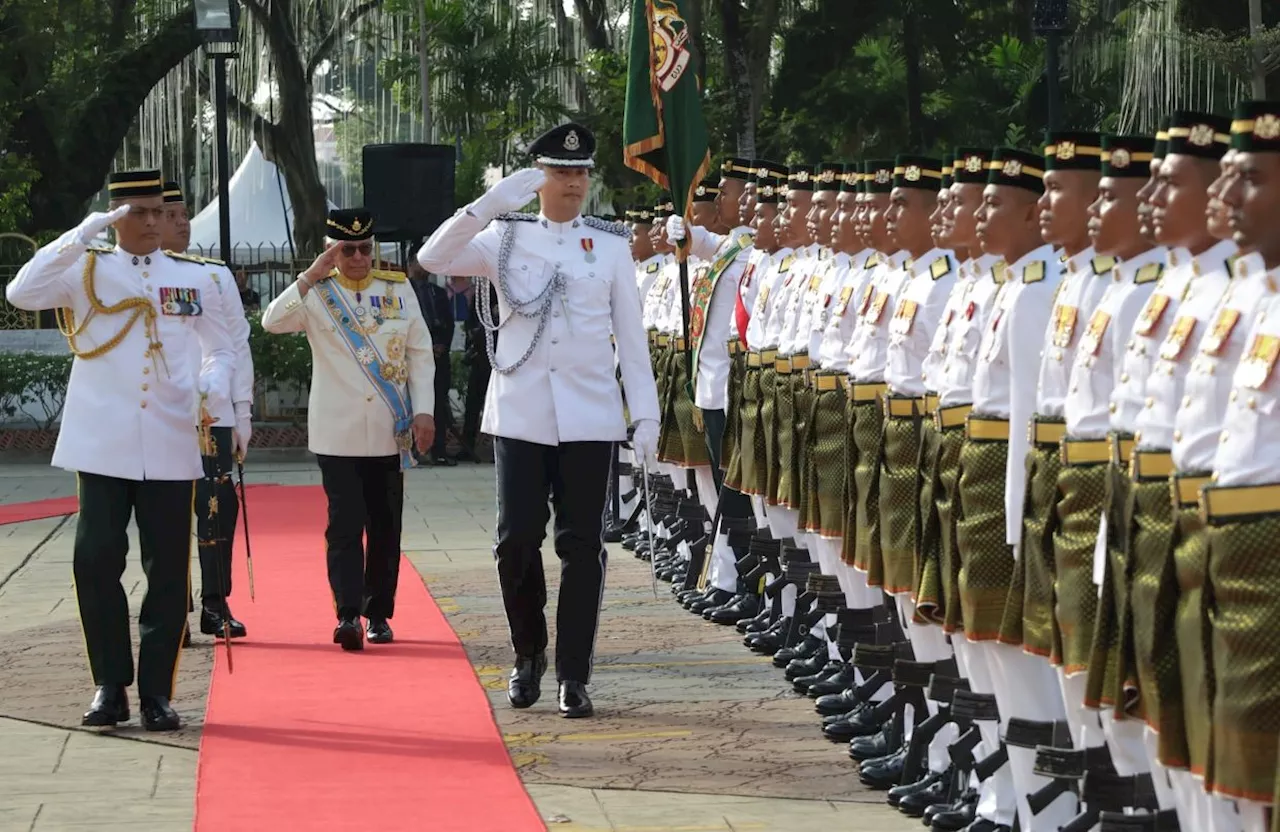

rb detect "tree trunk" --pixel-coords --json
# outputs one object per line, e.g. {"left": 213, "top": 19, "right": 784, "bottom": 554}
{"left": 573, "top": 0, "right": 611, "bottom": 51}
{"left": 20, "top": 10, "right": 202, "bottom": 234}
{"left": 719, "top": 0, "right": 756, "bottom": 156}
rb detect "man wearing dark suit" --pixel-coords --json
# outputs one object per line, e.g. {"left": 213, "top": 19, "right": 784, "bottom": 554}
{"left": 458, "top": 283, "right": 497, "bottom": 462}
{"left": 409, "top": 262, "right": 456, "bottom": 465}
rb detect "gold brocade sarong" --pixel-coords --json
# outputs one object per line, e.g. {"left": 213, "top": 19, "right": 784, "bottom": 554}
{"left": 1169, "top": 482, "right": 1211, "bottom": 773}
{"left": 773, "top": 363, "right": 796, "bottom": 507}
{"left": 805, "top": 381, "right": 846, "bottom": 537}
{"left": 655, "top": 346, "right": 687, "bottom": 466}
{"left": 791, "top": 372, "right": 813, "bottom": 513}
{"left": 880, "top": 402, "right": 925, "bottom": 595}
{"left": 1205, "top": 507, "right": 1280, "bottom": 802}
{"left": 1020, "top": 435, "right": 1064, "bottom": 659}
{"left": 955, "top": 428, "right": 1015, "bottom": 641}
{"left": 937, "top": 424, "right": 967, "bottom": 635}
{"left": 915, "top": 419, "right": 943, "bottom": 619}
{"left": 760, "top": 364, "right": 779, "bottom": 501}
{"left": 1085, "top": 460, "right": 1132, "bottom": 710}
{"left": 722, "top": 344, "right": 745, "bottom": 481}
{"left": 851, "top": 398, "right": 886, "bottom": 586}
{"left": 840, "top": 389, "right": 862, "bottom": 565}
{"left": 657, "top": 348, "right": 710, "bottom": 468}
{"left": 1052, "top": 459, "right": 1108, "bottom": 673}
{"left": 1126, "top": 474, "right": 1181, "bottom": 745}
{"left": 738, "top": 363, "right": 765, "bottom": 496}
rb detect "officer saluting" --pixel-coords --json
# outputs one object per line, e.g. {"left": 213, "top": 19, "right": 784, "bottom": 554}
{"left": 5, "top": 170, "right": 237, "bottom": 731}
{"left": 261, "top": 208, "right": 437, "bottom": 651}
{"left": 417, "top": 122, "right": 661, "bottom": 719}
{"left": 159, "top": 182, "right": 255, "bottom": 643}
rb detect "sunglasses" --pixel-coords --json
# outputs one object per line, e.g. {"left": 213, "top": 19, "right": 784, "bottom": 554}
{"left": 341, "top": 243, "right": 373, "bottom": 257}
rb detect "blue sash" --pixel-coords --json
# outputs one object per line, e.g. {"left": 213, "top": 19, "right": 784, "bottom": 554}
{"left": 315, "top": 282, "right": 415, "bottom": 470}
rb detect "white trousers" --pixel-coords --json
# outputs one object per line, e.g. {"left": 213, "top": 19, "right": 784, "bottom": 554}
{"left": 958, "top": 639, "right": 1019, "bottom": 827}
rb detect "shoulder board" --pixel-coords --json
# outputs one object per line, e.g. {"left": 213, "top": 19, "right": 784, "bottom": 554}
{"left": 930, "top": 255, "right": 952, "bottom": 280}
{"left": 200, "top": 255, "right": 226, "bottom": 266}
{"left": 1226, "top": 253, "right": 1241, "bottom": 277}
{"left": 864, "top": 253, "right": 882, "bottom": 269}
{"left": 646, "top": 261, "right": 659, "bottom": 273}
{"left": 1092, "top": 256, "right": 1116, "bottom": 275}
{"left": 165, "top": 251, "right": 206, "bottom": 265}
{"left": 736, "top": 232, "right": 754, "bottom": 249}
{"left": 992, "top": 261, "right": 1011, "bottom": 284}
{"left": 779, "top": 255, "right": 795, "bottom": 272}
{"left": 372, "top": 268, "right": 407, "bottom": 283}
{"left": 496, "top": 212, "right": 538, "bottom": 223}
{"left": 86, "top": 245, "right": 114, "bottom": 254}
{"left": 582, "top": 216, "right": 629, "bottom": 237}
{"left": 1023, "top": 260, "right": 1046, "bottom": 284}
{"left": 1135, "top": 262, "right": 1163, "bottom": 285}
{"left": 1059, "top": 251, "right": 1068, "bottom": 264}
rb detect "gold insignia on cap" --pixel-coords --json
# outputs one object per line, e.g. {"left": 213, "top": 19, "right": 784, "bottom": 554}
{"left": 875, "top": 168, "right": 892, "bottom": 184}
{"left": 1257, "top": 114, "right": 1280, "bottom": 140}
{"left": 1002, "top": 159, "right": 1024, "bottom": 177}
{"left": 564, "top": 129, "right": 581, "bottom": 150}
{"left": 1189, "top": 124, "right": 1215, "bottom": 147}
{"left": 964, "top": 155, "right": 984, "bottom": 173}
{"left": 695, "top": 185, "right": 706, "bottom": 195}
{"left": 905, "top": 165, "right": 921, "bottom": 182}
{"left": 1111, "top": 148, "right": 1132, "bottom": 169}
{"left": 352, "top": 218, "right": 363, "bottom": 232}
{"left": 795, "top": 170, "right": 811, "bottom": 183}
{"left": 819, "top": 169, "right": 836, "bottom": 183}
{"left": 1057, "top": 142, "right": 1077, "bottom": 160}
{"left": 760, "top": 185, "right": 775, "bottom": 198}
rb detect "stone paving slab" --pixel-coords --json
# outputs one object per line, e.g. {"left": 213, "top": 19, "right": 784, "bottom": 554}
{"left": 0, "top": 460, "right": 919, "bottom": 831}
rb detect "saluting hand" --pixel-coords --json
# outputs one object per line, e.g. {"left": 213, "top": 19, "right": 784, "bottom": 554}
{"left": 75, "top": 205, "right": 132, "bottom": 246}
{"left": 302, "top": 243, "right": 341, "bottom": 285}
{"left": 412, "top": 413, "right": 436, "bottom": 454}
{"left": 469, "top": 168, "right": 547, "bottom": 221}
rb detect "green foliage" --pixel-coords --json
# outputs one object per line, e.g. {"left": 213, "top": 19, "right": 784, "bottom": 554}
{"left": 579, "top": 49, "right": 661, "bottom": 209}
{"left": 246, "top": 311, "right": 312, "bottom": 417}
{"left": 0, "top": 351, "right": 73, "bottom": 429}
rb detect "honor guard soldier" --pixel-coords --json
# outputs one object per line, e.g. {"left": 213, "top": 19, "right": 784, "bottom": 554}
{"left": 159, "top": 182, "right": 255, "bottom": 644}
{"left": 5, "top": 169, "right": 238, "bottom": 731}
{"left": 261, "top": 208, "right": 437, "bottom": 651}
{"left": 1195, "top": 100, "right": 1280, "bottom": 832}
{"left": 416, "top": 122, "right": 661, "bottom": 719}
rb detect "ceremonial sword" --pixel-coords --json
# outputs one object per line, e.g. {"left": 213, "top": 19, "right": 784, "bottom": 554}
{"left": 236, "top": 453, "right": 254, "bottom": 602}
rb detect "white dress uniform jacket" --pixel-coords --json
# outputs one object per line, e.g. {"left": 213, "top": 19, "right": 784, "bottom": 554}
{"left": 744, "top": 249, "right": 792, "bottom": 351}
{"left": 685, "top": 225, "right": 755, "bottom": 409}
{"left": 261, "top": 268, "right": 435, "bottom": 458}
{"left": 845, "top": 251, "right": 911, "bottom": 381}
{"left": 932, "top": 255, "right": 1003, "bottom": 407}
{"left": 636, "top": 253, "right": 666, "bottom": 312}
{"left": 793, "top": 251, "right": 844, "bottom": 358}
{"left": 6, "top": 233, "right": 236, "bottom": 481}
{"left": 1213, "top": 288, "right": 1280, "bottom": 487}
{"left": 808, "top": 251, "right": 858, "bottom": 361}
{"left": 1034, "top": 248, "right": 1112, "bottom": 419}
{"left": 417, "top": 211, "right": 660, "bottom": 446}
{"left": 182, "top": 256, "right": 254, "bottom": 426}
{"left": 970, "top": 245, "right": 1063, "bottom": 545}
{"left": 886, "top": 249, "right": 956, "bottom": 397}
{"left": 1173, "top": 252, "right": 1274, "bottom": 474}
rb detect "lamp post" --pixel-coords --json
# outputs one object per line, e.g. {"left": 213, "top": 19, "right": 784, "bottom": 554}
{"left": 195, "top": 0, "right": 240, "bottom": 265}
{"left": 1032, "top": 0, "right": 1069, "bottom": 135}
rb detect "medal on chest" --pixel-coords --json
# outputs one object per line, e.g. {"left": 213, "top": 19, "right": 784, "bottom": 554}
{"left": 1053, "top": 305, "right": 1079, "bottom": 348}
{"left": 834, "top": 285, "right": 856, "bottom": 317}
{"left": 1159, "top": 315, "right": 1198, "bottom": 362}
{"left": 1202, "top": 308, "right": 1241, "bottom": 357}
{"left": 1134, "top": 293, "right": 1171, "bottom": 337}
{"left": 866, "top": 290, "right": 890, "bottom": 324}
{"left": 581, "top": 238, "right": 596, "bottom": 264}
{"left": 890, "top": 299, "right": 918, "bottom": 336}
{"left": 1238, "top": 332, "right": 1280, "bottom": 389}
{"left": 1079, "top": 309, "right": 1112, "bottom": 357}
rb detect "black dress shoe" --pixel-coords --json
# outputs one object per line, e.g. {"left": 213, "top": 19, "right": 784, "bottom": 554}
{"left": 200, "top": 604, "right": 247, "bottom": 639}
{"left": 784, "top": 651, "right": 829, "bottom": 682}
{"left": 849, "top": 723, "right": 895, "bottom": 762}
{"left": 333, "top": 617, "right": 363, "bottom": 651}
{"left": 792, "top": 661, "right": 844, "bottom": 694}
{"left": 689, "top": 588, "right": 735, "bottom": 614}
{"left": 366, "top": 618, "right": 394, "bottom": 644}
{"left": 859, "top": 747, "right": 907, "bottom": 789}
{"left": 929, "top": 792, "right": 979, "bottom": 830}
{"left": 956, "top": 821, "right": 1007, "bottom": 832}
{"left": 889, "top": 769, "right": 945, "bottom": 811}
{"left": 708, "top": 594, "right": 761, "bottom": 624}
{"left": 139, "top": 696, "right": 181, "bottom": 731}
{"left": 82, "top": 685, "right": 129, "bottom": 727}
{"left": 508, "top": 652, "right": 547, "bottom": 709}
{"left": 736, "top": 605, "right": 771, "bottom": 633}
{"left": 557, "top": 681, "right": 593, "bottom": 718}
{"left": 807, "top": 665, "right": 856, "bottom": 697}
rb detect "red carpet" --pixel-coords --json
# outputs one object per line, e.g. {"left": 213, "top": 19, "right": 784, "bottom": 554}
{"left": 0, "top": 496, "right": 79, "bottom": 525}
{"left": 194, "top": 484, "right": 543, "bottom": 832}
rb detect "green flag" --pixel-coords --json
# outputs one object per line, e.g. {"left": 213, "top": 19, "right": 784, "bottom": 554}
{"left": 622, "top": 0, "right": 711, "bottom": 234}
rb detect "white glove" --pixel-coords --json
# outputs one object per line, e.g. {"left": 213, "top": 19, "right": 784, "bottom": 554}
{"left": 665, "top": 214, "right": 686, "bottom": 245}
{"left": 468, "top": 168, "right": 547, "bottom": 221}
{"left": 75, "top": 205, "right": 131, "bottom": 246}
{"left": 632, "top": 419, "right": 659, "bottom": 465}
{"left": 233, "top": 402, "right": 252, "bottom": 459}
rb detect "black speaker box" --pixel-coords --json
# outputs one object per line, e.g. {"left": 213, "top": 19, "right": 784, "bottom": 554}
{"left": 361, "top": 143, "right": 456, "bottom": 242}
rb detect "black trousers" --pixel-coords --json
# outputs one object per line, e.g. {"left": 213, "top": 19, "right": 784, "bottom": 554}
{"left": 316, "top": 454, "right": 404, "bottom": 621}
{"left": 494, "top": 437, "right": 611, "bottom": 683}
{"left": 195, "top": 426, "right": 237, "bottom": 605}
{"left": 74, "top": 472, "right": 194, "bottom": 698}
{"left": 432, "top": 351, "right": 454, "bottom": 456}
{"left": 700, "top": 407, "right": 752, "bottom": 524}
{"left": 462, "top": 359, "right": 491, "bottom": 450}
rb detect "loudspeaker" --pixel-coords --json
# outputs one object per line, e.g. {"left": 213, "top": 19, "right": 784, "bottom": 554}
{"left": 361, "top": 143, "right": 456, "bottom": 242}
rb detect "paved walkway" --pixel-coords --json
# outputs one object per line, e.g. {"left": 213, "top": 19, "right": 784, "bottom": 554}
{"left": 0, "top": 459, "right": 917, "bottom": 831}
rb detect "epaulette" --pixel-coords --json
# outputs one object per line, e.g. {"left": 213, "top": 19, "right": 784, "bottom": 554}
{"left": 165, "top": 250, "right": 207, "bottom": 265}
{"left": 930, "top": 255, "right": 952, "bottom": 281}
{"left": 992, "top": 261, "right": 1011, "bottom": 284}
{"left": 1228, "top": 253, "right": 1243, "bottom": 278}
{"left": 1023, "top": 261, "right": 1046, "bottom": 284}
{"left": 582, "top": 215, "right": 629, "bottom": 237}
{"left": 736, "top": 232, "right": 754, "bottom": 249}
{"left": 86, "top": 245, "right": 114, "bottom": 254}
{"left": 646, "top": 261, "right": 659, "bottom": 273}
{"left": 779, "top": 254, "right": 795, "bottom": 272}
{"left": 1135, "top": 262, "right": 1163, "bottom": 285}
{"left": 371, "top": 268, "right": 407, "bottom": 283}
{"left": 495, "top": 212, "right": 538, "bottom": 223}
{"left": 1092, "top": 256, "right": 1116, "bottom": 275}
{"left": 864, "top": 253, "right": 883, "bottom": 269}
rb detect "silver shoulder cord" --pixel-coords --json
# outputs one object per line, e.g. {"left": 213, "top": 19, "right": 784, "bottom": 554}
{"left": 476, "top": 220, "right": 568, "bottom": 375}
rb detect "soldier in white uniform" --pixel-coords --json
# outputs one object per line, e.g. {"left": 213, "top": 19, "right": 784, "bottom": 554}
{"left": 417, "top": 123, "right": 661, "bottom": 719}
{"left": 262, "top": 208, "right": 437, "bottom": 652}
{"left": 159, "top": 182, "right": 255, "bottom": 644}
{"left": 5, "top": 170, "right": 237, "bottom": 731}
